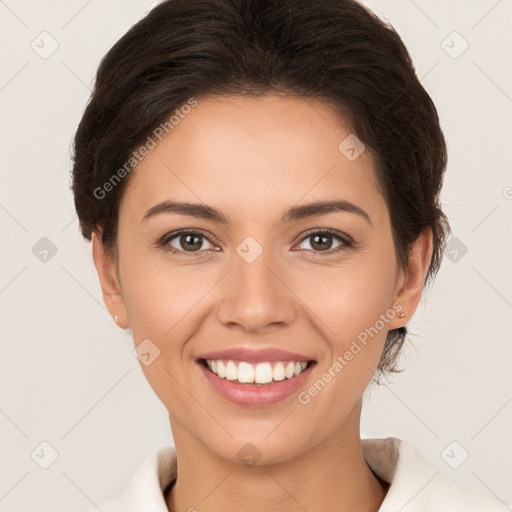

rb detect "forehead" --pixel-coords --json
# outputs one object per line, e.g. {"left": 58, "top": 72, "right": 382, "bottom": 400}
{"left": 121, "top": 94, "right": 385, "bottom": 225}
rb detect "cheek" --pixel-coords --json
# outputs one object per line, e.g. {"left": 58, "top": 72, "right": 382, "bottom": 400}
{"left": 295, "top": 244, "right": 398, "bottom": 340}
{"left": 292, "top": 247, "right": 398, "bottom": 399}
{"left": 120, "top": 247, "right": 212, "bottom": 340}
{"left": 295, "top": 259, "right": 398, "bottom": 414}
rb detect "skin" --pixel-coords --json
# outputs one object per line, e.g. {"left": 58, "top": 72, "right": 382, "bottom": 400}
{"left": 92, "top": 94, "right": 433, "bottom": 512}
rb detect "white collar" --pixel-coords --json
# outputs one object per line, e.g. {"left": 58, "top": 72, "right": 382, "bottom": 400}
{"left": 118, "top": 437, "right": 504, "bottom": 511}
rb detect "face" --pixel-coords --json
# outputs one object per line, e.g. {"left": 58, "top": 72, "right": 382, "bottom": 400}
{"left": 94, "top": 94, "right": 429, "bottom": 465}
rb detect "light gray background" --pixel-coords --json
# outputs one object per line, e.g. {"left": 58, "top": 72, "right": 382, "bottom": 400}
{"left": 1, "top": 0, "right": 511, "bottom": 510}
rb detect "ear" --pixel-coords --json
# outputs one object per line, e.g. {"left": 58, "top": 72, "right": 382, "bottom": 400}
{"left": 92, "top": 231, "right": 129, "bottom": 328}
{"left": 388, "top": 227, "right": 433, "bottom": 329}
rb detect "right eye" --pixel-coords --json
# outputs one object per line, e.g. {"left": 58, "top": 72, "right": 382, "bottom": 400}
{"left": 159, "top": 229, "right": 218, "bottom": 256}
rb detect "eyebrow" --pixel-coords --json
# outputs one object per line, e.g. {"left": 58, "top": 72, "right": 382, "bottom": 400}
{"left": 142, "top": 199, "right": 372, "bottom": 226}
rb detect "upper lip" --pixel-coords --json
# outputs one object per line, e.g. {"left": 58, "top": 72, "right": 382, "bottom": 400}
{"left": 197, "top": 347, "right": 315, "bottom": 364}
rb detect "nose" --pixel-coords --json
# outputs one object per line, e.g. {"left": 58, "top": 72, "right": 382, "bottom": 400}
{"left": 216, "top": 248, "right": 296, "bottom": 333}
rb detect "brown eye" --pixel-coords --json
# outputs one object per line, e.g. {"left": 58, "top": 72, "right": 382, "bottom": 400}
{"left": 162, "top": 230, "right": 216, "bottom": 255}
{"left": 309, "top": 233, "right": 335, "bottom": 251}
{"left": 177, "top": 233, "right": 204, "bottom": 251}
{"left": 296, "top": 229, "right": 351, "bottom": 255}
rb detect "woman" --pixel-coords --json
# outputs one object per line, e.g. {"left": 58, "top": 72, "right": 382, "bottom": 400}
{"left": 71, "top": 0, "right": 504, "bottom": 510}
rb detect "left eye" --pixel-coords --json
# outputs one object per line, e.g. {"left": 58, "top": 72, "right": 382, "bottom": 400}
{"left": 296, "top": 231, "right": 347, "bottom": 252}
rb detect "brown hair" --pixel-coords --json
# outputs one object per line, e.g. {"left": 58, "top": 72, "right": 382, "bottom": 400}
{"left": 70, "top": 0, "right": 450, "bottom": 380}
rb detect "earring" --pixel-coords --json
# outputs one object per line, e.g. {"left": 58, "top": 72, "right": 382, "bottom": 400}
{"left": 398, "top": 312, "right": 406, "bottom": 318}
{"left": 114, "top": 314, "right": 119, "bottom": 324}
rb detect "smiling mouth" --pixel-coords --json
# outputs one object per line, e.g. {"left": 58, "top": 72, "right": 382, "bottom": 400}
{"left": 197, "top": 358, "right": 317, "bottom": 385}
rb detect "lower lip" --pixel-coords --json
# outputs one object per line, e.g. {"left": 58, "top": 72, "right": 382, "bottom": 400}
{"left": 197, "top": 361, "right": 315, "bottom": 407}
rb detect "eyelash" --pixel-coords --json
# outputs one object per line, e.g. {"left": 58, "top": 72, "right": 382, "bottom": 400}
{"left": 156, "top": 228, "right": 354, "bottom": 258}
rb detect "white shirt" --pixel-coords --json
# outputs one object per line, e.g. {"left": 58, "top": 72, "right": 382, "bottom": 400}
{"left": 78, "top": 437, "right": 506, "bottom": 511}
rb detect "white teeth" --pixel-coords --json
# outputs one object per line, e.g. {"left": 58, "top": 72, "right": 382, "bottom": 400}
{"left": 225, "top": 360, "right": 238, "bottom": 380}
{"left": 284, "top": 362, "right": 295, "bottom": 379}
{"left": 273, "top": 362, "right": 286, "bottom": 381}
{"left": 203, "top": 359, "right": 311, "bottom": 384}
{"left": 238, "top": 362, "right": 255, "bottom": 383}
{"left": 217, "top": 360, "right": 226, "bottom": 378}
{"left": 255, "top": 362, "right": 273, "bottom": 384}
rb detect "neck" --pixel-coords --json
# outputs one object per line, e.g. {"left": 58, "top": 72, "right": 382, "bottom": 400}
{"left": 165, "top": 401, "right": 389, "bottom": 512}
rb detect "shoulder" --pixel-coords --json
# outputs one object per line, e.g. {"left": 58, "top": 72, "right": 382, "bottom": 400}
{"left": 72, "top": 445, "right": 177, "bottom": 512}
{"left": 74, "top": 493, "right": 124, "bottom": 512}
{"left": 363, "top": 437, "right": 506, "bottom": 511}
